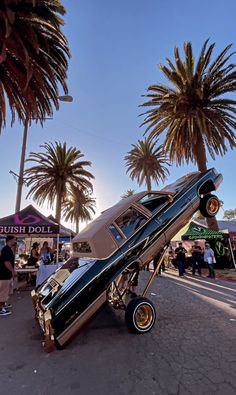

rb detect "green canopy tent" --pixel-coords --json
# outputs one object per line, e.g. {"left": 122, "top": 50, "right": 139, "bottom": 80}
{"left": 181, "top": 222, "right": 236, "bottom": 269}
{"left": 182, "top": 222, "right": 226, "bottom": 241}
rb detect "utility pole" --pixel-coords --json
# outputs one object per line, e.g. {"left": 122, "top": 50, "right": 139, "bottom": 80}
{"left": 15, "top": 117, "right": 29, "bottom": 213}
{"left": 14, "top": 95, "right": 73, "bottom": 213}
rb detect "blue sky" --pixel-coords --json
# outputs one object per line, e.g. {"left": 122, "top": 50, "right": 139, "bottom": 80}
{"left": 0, "top": 0, "right": 236, "bottom": 226}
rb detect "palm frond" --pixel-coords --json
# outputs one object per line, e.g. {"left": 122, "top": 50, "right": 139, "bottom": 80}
{"left": 25, "top": 141, "right": 95, "bottom": 222}
{"left": 141, "top": 40, "right": 236, "bottom": 171}
{"left": 124, "top": 138, "right": 170, "bottom": 191}
{"left": 0, "top": 0, "right": 70, "bottom": 131}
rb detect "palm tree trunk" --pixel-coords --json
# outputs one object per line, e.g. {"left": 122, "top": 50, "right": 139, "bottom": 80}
{"left": 15, "top": 118, "right": 29, "bottom": 212}
{"left": 55, "top": 194, "right": 62, "bottom": 223}
{"left": 193, "top": 135, "right": 219, "bottom": 231}
{"left": 146, "top": 175, "right": 152, "bottom": 192}
{"left": 193, "top": 135, "right": 207, "bottom": 172}
{"left": 75, "top": 219, "right": 79, "bottom": 234}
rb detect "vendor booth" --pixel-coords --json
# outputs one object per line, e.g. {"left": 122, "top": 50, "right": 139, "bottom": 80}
{"left": 0, "top": 204, "right": 72, "bottom": 237}
{"left": 181, "top": 221, "right": 235, "bottom": 269}
{"left": 0, "top": 205, "right": 74, "bottom": 286}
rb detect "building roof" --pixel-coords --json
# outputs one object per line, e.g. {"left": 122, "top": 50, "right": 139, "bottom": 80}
{"left": 193, "top": 219, "right": 236, "bottom": 232}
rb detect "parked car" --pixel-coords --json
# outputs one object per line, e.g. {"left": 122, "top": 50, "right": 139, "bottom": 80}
{"left": 32, "top": 168, "right": 222, "bottom": 351}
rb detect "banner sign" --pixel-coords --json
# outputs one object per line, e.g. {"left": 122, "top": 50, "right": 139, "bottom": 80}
{"left": 0, "top": 206, "right": 59, "bottom": 235}
{"left": 182, "top": 224, "right": 226, "bottom": 241}
{"left": 0, "top": 225, "right": 55, "bottom": 235}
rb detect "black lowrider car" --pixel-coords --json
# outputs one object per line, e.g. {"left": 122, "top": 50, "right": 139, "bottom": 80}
{"left": 32, "top": 168, "right": 222, "bottom": 351}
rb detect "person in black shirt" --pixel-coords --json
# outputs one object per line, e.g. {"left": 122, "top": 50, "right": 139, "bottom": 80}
{"left": 0, "top": 235, "right": 17, "bottom": 316}
{"left": 191, "top": 242, "right": 203, "bottom": 276}
{"left": 27, "top": 242, "right": 40, "bottom": 266}
{"left": 153, "top": 249, "right": 165, "bottom": 276}
{"left": 175, "top": 242, "right": 187, "bottom": 277}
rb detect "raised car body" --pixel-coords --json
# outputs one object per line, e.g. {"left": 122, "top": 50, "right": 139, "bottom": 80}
{"left": 33, "top": 168, "right": 222, "bottom": 349}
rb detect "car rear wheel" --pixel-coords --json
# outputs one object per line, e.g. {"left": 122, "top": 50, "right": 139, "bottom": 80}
{"left": 200, "top": 194, "right": 220, "bottom": 218}
{"left": 125, "top": 296, "right": 156, "bottom": 334}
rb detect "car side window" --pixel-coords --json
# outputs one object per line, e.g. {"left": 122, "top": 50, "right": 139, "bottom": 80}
{"left": 115, "top": 207, "right": 147, "bottom": 238}
{"left": 138, "top": 194, "right": 168, "bottom": 213}
{"left": 109, "top": 224, "right": 124, "bottom": 243}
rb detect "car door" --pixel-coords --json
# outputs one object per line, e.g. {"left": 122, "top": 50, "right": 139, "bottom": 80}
{"left": 115, "top": 194, "right": 170, "bottom": 264}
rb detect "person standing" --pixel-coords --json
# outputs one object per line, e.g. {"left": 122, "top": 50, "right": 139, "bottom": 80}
{"left": 204, "top": 243, "right": 216, "bottom": 278}
{"left": 175, "top": 242, "right": 187, "bottom": 277}
{"left": 0, "top": 235, "right": 17, "bottom": 316}
{"left": 27, "top": 242, "right": 40, "bottom": 266}
{"left": 153, "top": 249, "right": 165, "bottom": 276}
{"left": 40, "top": 241, "right": 52, "bottom": 264}
{"left": 191, "top": 241, "right": 203, "bottom": 276}
{"left": 167, "top": 245, "right": 175, "bottom": 268}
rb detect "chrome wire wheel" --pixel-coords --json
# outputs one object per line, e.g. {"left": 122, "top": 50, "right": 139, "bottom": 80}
{"left": 135, "top": 304, "right": 154, "bottom": 330}
{"left": 207, "top": 197, "right": 220, "bottom": 215}
{"left": 125, "top": 296, "right": 156, "bottom": 334}
{"left": 200, "top": 194, "right": 220, "bottom": 218}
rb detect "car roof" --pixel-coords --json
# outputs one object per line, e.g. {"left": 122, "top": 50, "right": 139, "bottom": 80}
{"left": 72, "top": 169, "right": 223, "bottom": 259}
{"left": 73, "top": 171, "right": 201, "bottom": 241}
{"left": 73, "top": 190, "right": 171, "bottom": 241}
{"left": 78, "top": 170, "right": 200, "bottom": 229}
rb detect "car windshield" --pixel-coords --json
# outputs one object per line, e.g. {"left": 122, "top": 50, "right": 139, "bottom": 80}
{"left": 115, "top": 207, "right": 147, "bottom": 238}
{"left": 138, "top": 194, "right": 169, "bottom": 213}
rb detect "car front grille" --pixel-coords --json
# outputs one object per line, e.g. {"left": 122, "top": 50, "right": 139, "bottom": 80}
{"left": 38, "top": 309, "right": 45, "bottom": 333}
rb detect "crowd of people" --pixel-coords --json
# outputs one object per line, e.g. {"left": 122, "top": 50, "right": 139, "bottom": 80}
{"left": 174, "top": 241, "right": 216, "bottom": 278}
{"left": 27, "top": 241, "right": 53, "bottom": 266}
{"left": 144, "top": 241, "right": 217, "bottom": 279}
{"left": 20, "top": 240, "right": 70, "bottom": 268}
{"left": 0, "top": 233, "right": 228, "bottom": 317}
{"left": 0, "top": 236, "right": 71, "bottom": 316}
{"left": 119, "top": 241, "right": 219, "bottom": 298}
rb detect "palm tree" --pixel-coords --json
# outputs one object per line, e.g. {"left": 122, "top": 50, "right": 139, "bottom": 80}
{"left": 25, "top": 141, "right": 94, "bottom": 223}
{"left": 141, "top": 40, "right": 236, "bottom": 229}
{"left": 121, "top": 189, "right": 135, "bottom": 199}
{"left": 0, "top": 0, "right": 70, "bottom": 131}
{"left": 223, "top": 209, "right": 236, "bottom": 220}
{"left": 124, "top": 138, "right": 170, "bottom": 191}
{"left": 62, "top": 186, "right": 96, "bottom": 233}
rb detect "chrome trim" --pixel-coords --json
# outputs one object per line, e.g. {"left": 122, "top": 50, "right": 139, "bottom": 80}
{"left": 138, "top": 198, "right": 199, "bottom": 264}
{"left": 55, "top": 191, "right": 198, "bottom": 314}
{"left": 38, "top": 309, "right": 45, "bottom": 332}
{"left": 163, "top": 203, "right": 198, "bottom": 242}
{"left": 56, "top": 241, "right": 135, "bottom": 314}
{"left": 44, "top": 310, "right": 52, "bottom": 321}
{"left": 48, "top": 171, "right": 220, "bottom": 315}
{"left": 57, "top": 291, "right": 107, "bottom": 346}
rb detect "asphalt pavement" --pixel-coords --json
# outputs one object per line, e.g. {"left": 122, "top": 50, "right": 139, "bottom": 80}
{"left": 0, "top": 268, "right": 236, "bottom": 395}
